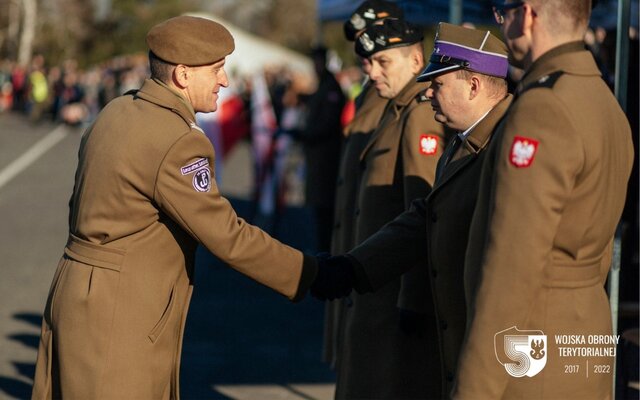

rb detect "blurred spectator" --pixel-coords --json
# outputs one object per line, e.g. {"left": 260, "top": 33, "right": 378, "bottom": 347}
{"left": 27, "top": 55, "right": 49, "bottom": 122}
{"left": 296, "top": 46, "right": 346, "bottom": 253}
{"left": 11, "top": 64, "right": 27, "bottom": 112}
{"left": 0, "top": 61, "right": 14, "bottom": 112}
{"left": 57, "top": 70, "right": 86, "bottom": 125}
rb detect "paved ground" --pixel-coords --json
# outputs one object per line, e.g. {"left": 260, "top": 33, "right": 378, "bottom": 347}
{"left": 0, "top": 112, "right": 335, "bottom": 399}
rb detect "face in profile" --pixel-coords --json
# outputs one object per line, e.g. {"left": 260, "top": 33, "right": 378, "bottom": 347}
{"left": 367, "top": 46, "right": 421, "bottom": 99}
{"left": 426, "top": 71, "right": 473, "bottom": 131}
{"left": 185, "top": 58, "right": 229, "bottom": 113}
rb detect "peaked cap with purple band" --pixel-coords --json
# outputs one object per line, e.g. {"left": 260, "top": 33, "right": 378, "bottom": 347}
{"left": 417, "top": 22, "right": 508, "bottom": 81}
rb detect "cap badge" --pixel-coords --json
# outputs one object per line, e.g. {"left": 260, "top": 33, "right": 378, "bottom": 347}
{"left": 510, "top": 136, "right": 539, "bottom": 168}
{"left": 363, "top": 9, "right": 376, "bottom": 19}
{"left": 419, "top": 134, "right": 439, "bottom": 156}
{"left": 359, "top": 33, "right": 375, "bottom": 52}
{"left": 351, "top": 14, "right": 366, "bottom": 30}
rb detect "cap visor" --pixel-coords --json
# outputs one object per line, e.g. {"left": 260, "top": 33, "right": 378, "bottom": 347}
{"left": 417, "top": 62, "right": 462, "bottom": 82}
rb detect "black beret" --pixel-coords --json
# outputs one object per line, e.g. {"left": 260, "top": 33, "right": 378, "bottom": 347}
{"left": 344, "top": 0, "right": 404, "bottom": 41}
{"left": 146, "top": 16, "right": 235, "bottom": 66}
{"left": 355, "top": 19, "right": 423, "bottom": 58}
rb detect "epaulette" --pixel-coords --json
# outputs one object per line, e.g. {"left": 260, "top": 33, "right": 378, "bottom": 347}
{"left": 525, "top": 71, "right": 564, "bottom": 91}
{"left": 416, "top": 89, "right": 430, "bottom": 103}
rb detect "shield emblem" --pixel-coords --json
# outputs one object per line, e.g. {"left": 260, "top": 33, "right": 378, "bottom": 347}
{"left": 494, "top": 326, "right": 547, "bottom": 378}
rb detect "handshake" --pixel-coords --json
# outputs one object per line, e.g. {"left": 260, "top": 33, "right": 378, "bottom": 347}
{"left": 309, "top": 253, "right": 359, "bottom": 301}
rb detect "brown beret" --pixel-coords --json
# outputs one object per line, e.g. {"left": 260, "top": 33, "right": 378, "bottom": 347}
{"left": 146, "top": 16, "right": 235, "bottom": 66}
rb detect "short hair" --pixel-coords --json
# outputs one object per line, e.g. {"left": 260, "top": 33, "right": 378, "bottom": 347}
{"left": 149, "top": 51, "right": 175, "bottom": 83}
{"left": 398, "top": 42, "right": 425, "bottom": 67}
{"left": 529, "top": 0, "right": 592, "bottom": 34}
{"left": 455, "top": 69, "right": 507, "bottom": 100}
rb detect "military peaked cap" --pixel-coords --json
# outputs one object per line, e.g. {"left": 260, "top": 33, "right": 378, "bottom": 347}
{"left": 417, "top": 22, "right": 508, "bottom": 81}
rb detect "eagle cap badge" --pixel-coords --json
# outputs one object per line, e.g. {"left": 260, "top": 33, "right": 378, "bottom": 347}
{"left": 510, "top": 136, "right": 539, "bottom": 168}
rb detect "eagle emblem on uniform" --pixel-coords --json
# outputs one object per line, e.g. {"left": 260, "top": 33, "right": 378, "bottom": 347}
{"left": 419, "top": 134, "right": 438, "bottom": 156}
{"left": 510, "top": 136, "right": 539, "bottom": 168}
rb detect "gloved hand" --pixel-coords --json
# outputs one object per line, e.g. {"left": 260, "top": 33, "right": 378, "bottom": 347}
{"left": 398, "top": 308, "right": 429, "bottom": 337}
{"left": 310, "top": 253, "right": 356, "bottom": 301}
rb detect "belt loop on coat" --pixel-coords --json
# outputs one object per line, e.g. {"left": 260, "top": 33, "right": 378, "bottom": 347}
{"left": 64, "top": 234, "right": 125, "bottom": 271}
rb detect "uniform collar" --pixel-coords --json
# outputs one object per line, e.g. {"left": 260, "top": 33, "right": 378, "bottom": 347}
{"left": 462, "top": 93, "right": 513, "bottom": 155}
{"left": 136, "top": 78, "right": 197, "bottom": 125}
{"left": 392, "top": 75, "right": 429, "bottom": 107}
{"left": 517, "top": 41, "right": 599, "bottom": 94}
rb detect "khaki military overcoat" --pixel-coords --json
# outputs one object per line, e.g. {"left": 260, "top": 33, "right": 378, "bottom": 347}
{"left": 349, "top": 95, "right": 512, "bottom": 398}
{"left": 31, "top": 79, "right": 316, "bottom": 400}
{"left": 336, "top": 78, "right": 447, "bottom": 399}
{"left": 454, "top": 43, "right": 634, "bottom": 399}
{"left": 323, "top": 82, "right": 387, "bottom": 367}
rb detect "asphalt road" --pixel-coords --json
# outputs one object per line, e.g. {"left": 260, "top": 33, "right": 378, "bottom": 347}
{"left": 0, "top": 112, "right": 335, "bottom": 399}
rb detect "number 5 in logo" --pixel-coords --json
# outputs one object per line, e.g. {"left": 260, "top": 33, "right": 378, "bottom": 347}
{"left": 495, "top": 326, "right": 547, "bottom": 378}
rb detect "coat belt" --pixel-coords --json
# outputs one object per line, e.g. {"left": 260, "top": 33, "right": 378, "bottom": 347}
{"left": 64, "top": 234, "right": 125, "bottom": 272}
{"left": 544, "top": 259, "right": 603, "bottom": 289}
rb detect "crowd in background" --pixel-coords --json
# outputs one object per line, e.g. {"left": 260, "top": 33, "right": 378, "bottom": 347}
{"left": 0, "top": 23, "right": 636, "bottom": 240}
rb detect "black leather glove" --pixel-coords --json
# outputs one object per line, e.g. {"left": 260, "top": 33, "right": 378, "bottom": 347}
{"left": 398, "top": 308, "right": 429, "bottom": 337}
{"left": 310, "top": 253, "right": 356, "bottom": 301}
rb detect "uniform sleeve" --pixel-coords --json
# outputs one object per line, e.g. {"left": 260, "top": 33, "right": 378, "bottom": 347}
{"left": 454, "top": 91, "right": 584, "bottom": 398}
{"left": 349, "top": 198, "right": 429, "bottom": 291}
{"left": 153, "top": 131, "right": 317, "bottom": 301}
{"left": 397, "top": 105, "right": 446, "bottom": 312}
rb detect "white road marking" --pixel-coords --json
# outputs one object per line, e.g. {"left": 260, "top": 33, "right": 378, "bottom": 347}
{"left": 0, "top": 124, "right": 69, "bottom": 190}
{"left": 213, "top": 383, "right": 335, "bottom": 400}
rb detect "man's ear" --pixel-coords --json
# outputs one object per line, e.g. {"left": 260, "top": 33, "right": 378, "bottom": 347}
{"left": 173, "top": 64, "right": 189, "bottom": 88}
{"left": 411, "top": 48, "right": 423, "bottom": 75}
{"left": 468, "top": 75, "right": 481, "bottom": 100}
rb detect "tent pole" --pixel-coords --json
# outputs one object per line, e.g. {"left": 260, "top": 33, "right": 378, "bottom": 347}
{"left": 449, "top": 0, "right": 463, "bottom": 24}
{"left": 609, "top": 1, "right": 631, "bottom": 397}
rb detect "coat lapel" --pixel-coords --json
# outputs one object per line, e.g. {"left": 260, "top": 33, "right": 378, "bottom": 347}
{"left": 359, "top": 78, "right": 427, "bottom": 161}
{"left": 431, "top": 94, "right": 513, "bottom": 193}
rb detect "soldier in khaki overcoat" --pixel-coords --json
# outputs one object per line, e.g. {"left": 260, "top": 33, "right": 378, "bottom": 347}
{"left": 313, "top": 23, "right": 514, "bottom": 399}
{"left": 453, "top": 1, "right": 634, "bottom": 398}
{"left": 322, "top": 0, "right": 400, "bottom": 370}
{"left": 332, "top": 18, "right": 448, "bottom": 400}
{"left": 31, "top": 16, "right": 318, "bottom": 399}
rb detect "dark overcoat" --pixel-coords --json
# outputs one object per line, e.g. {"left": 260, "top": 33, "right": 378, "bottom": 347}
{"left": 323, "top": 83, "right": 388, "bottom": 367}
{"left": 336, "top": 78, "right": 447, "bottom": 400}
{"left": 349, "top": 95, "right": 513, "bottom": 398}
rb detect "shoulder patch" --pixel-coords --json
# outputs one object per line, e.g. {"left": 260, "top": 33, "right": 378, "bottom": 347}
{"left": 181, "top": 158, "right": 209, "bottom": 175}
{"left": 509, "top": 136, "right": 539, "bottom": 168}
{"left": 525, "top": 71, "right": 564, "bottom": 91}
